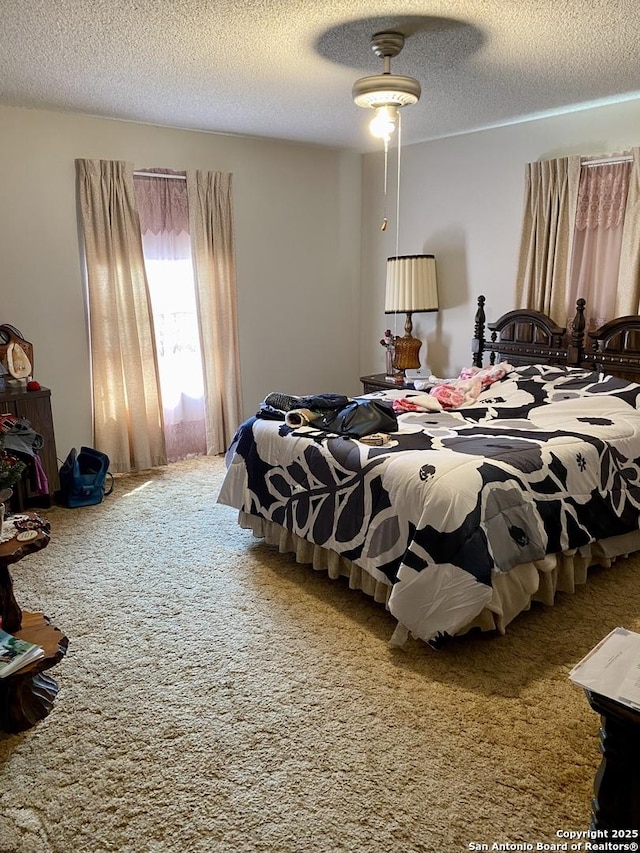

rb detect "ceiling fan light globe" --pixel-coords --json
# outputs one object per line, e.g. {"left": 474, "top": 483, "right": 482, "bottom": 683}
{"left": 369, "top": 105, "right": 398, "bottom": 141}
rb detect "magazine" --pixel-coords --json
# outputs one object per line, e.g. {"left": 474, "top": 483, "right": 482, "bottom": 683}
{"left": 0, "top": 628, "right": 44, "bottom": 678}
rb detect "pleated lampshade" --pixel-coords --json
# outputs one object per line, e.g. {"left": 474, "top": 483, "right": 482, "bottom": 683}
{"left": 385, "top": 255, "right": 438, "bottom": 371}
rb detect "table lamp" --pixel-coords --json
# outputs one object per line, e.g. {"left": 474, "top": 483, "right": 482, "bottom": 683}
{"left": 385, "top": 254, "right": 438, "bottom": 372}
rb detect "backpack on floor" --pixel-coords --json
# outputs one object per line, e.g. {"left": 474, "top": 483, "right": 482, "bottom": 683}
{"left": 57, "top": 446, "right": 114, "bottom": 508}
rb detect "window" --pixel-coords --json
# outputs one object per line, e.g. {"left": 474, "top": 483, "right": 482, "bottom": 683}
{"left": 134, "top": 170, "right": 207, "bottom": 461}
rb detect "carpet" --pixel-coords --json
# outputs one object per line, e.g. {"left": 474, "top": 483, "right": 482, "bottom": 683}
{"left": 1, "top": 455, "right": 638, "bottom": 853}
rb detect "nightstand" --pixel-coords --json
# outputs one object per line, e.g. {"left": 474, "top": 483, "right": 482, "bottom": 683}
{"left": 360, "top": 373, "right": 414, "bottom": 393}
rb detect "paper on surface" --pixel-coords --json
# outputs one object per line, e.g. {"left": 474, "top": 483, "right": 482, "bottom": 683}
{"left": 569, "top": 627, "right": 640, "bottom": 709}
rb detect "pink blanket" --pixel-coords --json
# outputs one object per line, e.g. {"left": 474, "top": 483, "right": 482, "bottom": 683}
{"left": 392, "top": 362, "right": 514, "bottom": 413}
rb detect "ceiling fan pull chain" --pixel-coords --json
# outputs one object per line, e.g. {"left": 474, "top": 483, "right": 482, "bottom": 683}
{"left": 381, "top": 140, "right": 390, "bottom": 230}
{"left": 395, "top": 110, "right": 402, "bottom": 260}
{"left": 392, "top": 112, "right": 403, "bottom": 341}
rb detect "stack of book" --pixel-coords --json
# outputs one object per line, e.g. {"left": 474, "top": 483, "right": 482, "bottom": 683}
{"left": 0, "top": 627, "right": 44, "bottom": 677}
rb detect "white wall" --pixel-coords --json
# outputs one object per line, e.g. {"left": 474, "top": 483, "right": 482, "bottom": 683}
{"left": 0, "top": 106, "right": 362, "bottom": 460}
{"left": 360, "top": 98, "right": 640, "bottom": 378}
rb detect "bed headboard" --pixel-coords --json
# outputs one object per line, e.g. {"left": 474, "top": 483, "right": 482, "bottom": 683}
{"left": 472, "top": 296, "right": 586, "bottom": 368}
{"left": 583, "top": 316, "right": 640, "bottom": 381}
{"left": 472, "top": 297, "right": 640, "bottom": 383}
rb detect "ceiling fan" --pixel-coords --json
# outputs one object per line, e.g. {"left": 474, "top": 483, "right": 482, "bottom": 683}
{"left": 352, "top": 31, "right": 421, "bottom": 143}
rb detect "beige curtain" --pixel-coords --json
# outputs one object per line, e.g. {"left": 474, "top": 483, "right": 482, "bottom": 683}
{"left": 515, "top": 156, "right": 581, "bottom": 323}
{"left": 187, "top": 171, "right": 243, "bottom": 454}
{"left": 77, "top": 159, "right": 167, "bottom": 473}
{"left": 616, "top": 147, "right": 640, "bottom": 315}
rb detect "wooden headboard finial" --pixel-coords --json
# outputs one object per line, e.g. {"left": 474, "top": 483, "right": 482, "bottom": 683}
{"left": 472, "top": 295, "right": 486, "bottom": 367}
{"left": 568, "top": 298, "right": 586, "bottom": 365}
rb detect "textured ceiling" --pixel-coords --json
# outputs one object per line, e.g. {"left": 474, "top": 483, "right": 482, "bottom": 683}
{"left": 1, "top": 1, "right": 638, "bottom": 151}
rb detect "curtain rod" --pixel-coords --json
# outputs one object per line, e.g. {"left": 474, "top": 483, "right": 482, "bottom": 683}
{"left": 581, "top": 153, "right": 633, "bottom": 168}
{"left": 133, "top": 171, "right": 187, "bottom": 180}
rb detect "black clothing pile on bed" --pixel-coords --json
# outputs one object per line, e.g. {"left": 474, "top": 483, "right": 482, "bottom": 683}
{"left": 256, "top": 392, "right": 351, "bottom": 421}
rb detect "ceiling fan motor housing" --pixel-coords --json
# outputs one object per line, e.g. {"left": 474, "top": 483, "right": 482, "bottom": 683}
{"left": 352, "top": 31, "right": 421, "bottom": 109}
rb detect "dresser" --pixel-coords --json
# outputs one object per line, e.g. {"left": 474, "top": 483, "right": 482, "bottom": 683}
{"left": 0, "top": 386, "right": 59, "bottom": 509}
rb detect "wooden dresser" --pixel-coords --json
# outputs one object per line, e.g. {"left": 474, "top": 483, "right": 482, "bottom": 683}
{"left": 0, "top": 386, "right": 59, "bottom": 509}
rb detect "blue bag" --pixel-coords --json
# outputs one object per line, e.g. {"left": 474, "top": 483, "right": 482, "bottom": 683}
{"left": 57, "top": 446, "right": 113, "bottom": 508}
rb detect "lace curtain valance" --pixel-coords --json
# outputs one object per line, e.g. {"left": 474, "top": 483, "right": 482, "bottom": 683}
{"left": 133, "top": 168, "right": 189, "bottom": 235}
{"left": 575, "top": 161, "right": 631, "bottom": 231}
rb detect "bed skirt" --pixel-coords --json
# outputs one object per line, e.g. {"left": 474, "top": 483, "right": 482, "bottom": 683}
{"left": 238, "top": 512, "right": 640, "bottom": 639}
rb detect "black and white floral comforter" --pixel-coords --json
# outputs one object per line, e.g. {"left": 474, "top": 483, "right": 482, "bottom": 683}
{"left": 218, "top": 366, "right": 640, "bottom": 642}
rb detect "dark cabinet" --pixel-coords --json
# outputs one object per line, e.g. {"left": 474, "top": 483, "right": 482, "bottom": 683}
{"left": 360, "top": 373, "right": 414, "bottom": 393}
{"left": 586, "top": 690, "right": 640, "bottom": 830}
{"left": 0, "top": 386, "right": 59, "bottom": 509}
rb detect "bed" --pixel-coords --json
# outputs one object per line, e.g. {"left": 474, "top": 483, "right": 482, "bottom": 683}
{"left": 218, "top": 298, "right": 640, "bottom": 647}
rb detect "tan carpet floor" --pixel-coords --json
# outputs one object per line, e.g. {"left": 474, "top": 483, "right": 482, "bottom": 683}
{"left": 1, "top": 455, "right": 639, "bottom": 853}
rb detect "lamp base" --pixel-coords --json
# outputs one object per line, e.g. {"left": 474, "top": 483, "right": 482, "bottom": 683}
{"left": 392, "top": 335, "right": 422, "bottom": 372}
